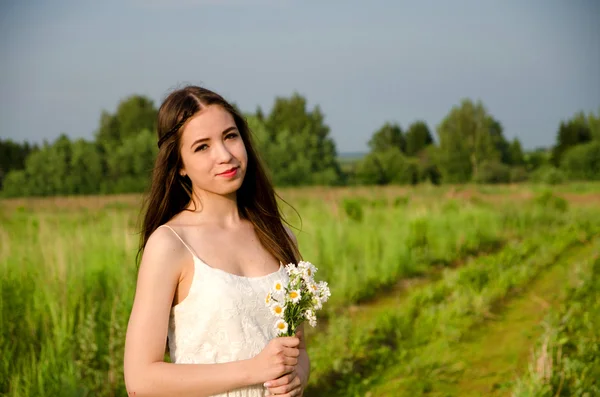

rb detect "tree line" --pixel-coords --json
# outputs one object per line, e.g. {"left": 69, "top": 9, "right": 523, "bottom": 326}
{"left": 1, "top": 93, "right": 599, "bottom": 197}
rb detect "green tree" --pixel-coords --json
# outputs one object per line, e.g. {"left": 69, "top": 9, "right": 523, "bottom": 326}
{"left": 255, "top": 106, "right": 265, "bottom": 122}
{"left": 508, "top": 138, "right": 525, "bottom": 166}
{"left": 368, "top": 122, "right": 405, "bottom": 153}
{"left": 524, "top": 148, "right": 550, "bottom": 172}
{"left": 266, "top": 94, "right": 311, "bottom": 140}
{"left": 560, "top": 141, "right": 600, "bottom": 181}
{"left": 489, "top": 119, "right": 512, "bottom": 164}
{"left": 96, "top": 110, "right": 120, "bottom": 149}
{"left": 473, "top": 161, "right": 511, "bottom": 184}
{"left": 41, "top": 134, "right": 74, "bottom": 194}
{"left": 94, "top": 95, "right": 158, "bottom": 184}
{"left": 509, "top": 166, "right": 529, "bottom": 183}
{"left": 2, "top": 170, "right": 28, "bottom": 197}
{"left": 69, "top": 139, "right": 104, "bottom": 194}
{"left": 264, "top": 128, "right": 314, "bottom": 186}
{"left": 0, "top": 139, "right": 37, "bottom": 190}
{"left": 415, "top": 145, "right": 442, "bottom": 185}
{"left": 105, "top": 129, "right": 158, "bottom": 193}
{"left": 2, "top": 135, "right": 104, "bottom": 197}
{"left": 436, "top": 99, "right": 501, "bottom": 183}
{"left": 587, "top": 109, "right": 600, "bottom": 141}
{"left": 246, "top": 114, "right": 271, "bottom": 158}
{"left": 355, "top": 147, "right": 418, "bottom": 185}
{"left": 404, "top": 121, "right": 433, "bottom": 157}
{"left": 263, "top": 93, "right": 341, "bottom": 185}
{"left": 551, "top": 114, "right": 592, "bottom": 166}
{"left": 95, "top": 95, "right": 157, "bottom": 150}
{"left": 245, "top": 114, "right": 279, "bottom": 182}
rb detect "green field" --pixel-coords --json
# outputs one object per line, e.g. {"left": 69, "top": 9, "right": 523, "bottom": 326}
{"left": 1, "top": 184, "right": 599, "bottom": 396}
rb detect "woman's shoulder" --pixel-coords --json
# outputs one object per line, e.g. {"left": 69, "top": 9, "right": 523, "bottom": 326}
{"left": 140, "top": 224, "right": 191, "bottom": 274}
{"left": 147, "top": 224, "right": 184, "bottom": 250}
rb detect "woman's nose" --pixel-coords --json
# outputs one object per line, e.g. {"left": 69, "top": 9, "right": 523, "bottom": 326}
{"left": 214, "top": 141, "right": 233, "bottom": 162}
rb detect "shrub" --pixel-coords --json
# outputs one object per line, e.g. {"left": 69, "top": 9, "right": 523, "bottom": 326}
{"left": 560, "top": 141, "right": 600, "bottom": 181}
{"left": 394, "top": 196, "right": 410, "bottom": 207}
{"left": 473, "top": 161, "right": 511, "bottom": 184}
{"left": 342, "top": 199, "right": 364, "bottom": 222}
{"left": 530, "top": 166, "right": 566, "bottom": 185}
{"left": 509, "top": 166, "right": 529, "bottom": 183}
{"left": 355, "top": 148, "right": 419, "bottom": 185}
{"left": 534, "top": 191, "right": 569, "bottom": 213}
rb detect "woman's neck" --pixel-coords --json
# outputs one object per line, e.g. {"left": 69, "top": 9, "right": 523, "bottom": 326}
{"left": 185, "top": 189, "right": 241, "bottom": 227}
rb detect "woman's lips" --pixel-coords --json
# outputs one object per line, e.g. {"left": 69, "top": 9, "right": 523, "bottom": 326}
{"left": 218, "top": 167, "right": 238, "bottom": 177}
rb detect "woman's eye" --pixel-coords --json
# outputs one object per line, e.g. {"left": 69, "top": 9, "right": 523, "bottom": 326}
{"left": 226, "top": 133, "right": 238, "bottom": 139}
{"left": 195, "top": 144, "right": 208, "bottom": 152}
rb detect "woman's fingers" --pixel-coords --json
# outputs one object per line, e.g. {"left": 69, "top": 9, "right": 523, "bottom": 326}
{"left": 283, "top": 355, "right": 298, "bottom": 366}
{"left": 266, "top": 371, "right": 295, "bottom": 389}
{"left": 267, "top": 371, "right": 301, "bottom": 395}
{"left": 279, "top": 336, "right": 300, "bottom": 347}
{"left": 283, "top": 347, "right": 300, "bottom": 358}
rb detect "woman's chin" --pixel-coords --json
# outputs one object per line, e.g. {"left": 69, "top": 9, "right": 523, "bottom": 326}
{"left": 214, "top": 180, "right": 244, "bottom": 196}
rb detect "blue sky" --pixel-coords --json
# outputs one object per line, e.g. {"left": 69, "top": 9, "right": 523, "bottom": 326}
{"left": 1, "top": 0, "right": 599, "bottom": 153}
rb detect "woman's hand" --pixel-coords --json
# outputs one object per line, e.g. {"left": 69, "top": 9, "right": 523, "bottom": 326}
{"left": 251, "top": 336, "right": 300, "bottom": 384}
{"left": 264, "top": 328, "right": 307, "bottom": 396}
{"left": 264, "top": 370, "right": 303, "bottom": 396}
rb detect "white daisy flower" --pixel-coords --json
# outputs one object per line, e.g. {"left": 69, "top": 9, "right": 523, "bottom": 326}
{"left": 285, "top": 263, "right": 300, "bottom": 277}
{"left": 265, "top": 292, "right": 272, "bottom": 306}
{"left": 318, "top": 281, "right": 331, "bottom": 303}
{"left": 272, "top": 280, "right": 285, "bottom": 295}
{"left": 302, "top": 267, "right": 317, "bottom": 286}
{"left": 299, "top": 261, "right": 317, "bottom": 278}
{"left": 308, "top": 282, "right": 319, "bottom": 295}
{"left": 287, "top": 289, "right": 302, "bottom": 304}
{"left": 305, "top": 309, "right": 317, "bottom": 327}
{"left": 312, "top": 296, "right": 323, "bottom": 310}
{"left": 275, "top": 319, "right": 288, "bottom": 334}
{"left": 270, "top": 302, "right": 285, "bottom": 317}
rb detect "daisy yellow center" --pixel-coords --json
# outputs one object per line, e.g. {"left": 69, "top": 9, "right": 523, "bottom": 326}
{"left": 277, "top": 322, "right": 286, "bottom": 330}
{"left": 274, "top": 306, "right": 283, "bottom": 314}
{"left": 265, "top": 294, "right": 271, "bottom": 304}
{"left": 307, "top": 269, "right": 312, "bottom": 276}
{"left": 275, "top": 284, "right": 282, "bottom": 290}
{"left": 289, "top": 291, "right": 299, "bottom": 299}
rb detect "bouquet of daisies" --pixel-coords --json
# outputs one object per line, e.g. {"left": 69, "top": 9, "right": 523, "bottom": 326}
{"left": 265, "top": 261, "right": 331, "bottom": 337}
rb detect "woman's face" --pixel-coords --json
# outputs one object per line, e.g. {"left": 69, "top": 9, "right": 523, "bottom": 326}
{"left": 178, "top": 105, "right": 248, "bottom": 196}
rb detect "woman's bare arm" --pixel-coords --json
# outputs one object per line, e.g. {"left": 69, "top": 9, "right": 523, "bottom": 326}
{"left": 123, "top": 227, "right": 261, "bottom": 397}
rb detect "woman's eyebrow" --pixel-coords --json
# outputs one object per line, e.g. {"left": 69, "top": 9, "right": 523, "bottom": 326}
{"left": 190, "top": 126, "right": 237, "bottom": 148}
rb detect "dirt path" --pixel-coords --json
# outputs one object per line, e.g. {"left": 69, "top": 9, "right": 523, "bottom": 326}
{"left": 369, "top": 240, "right": 598, "bottom": 397}
{"left": 305, "top": 239, "right": 510, "bottom": 341}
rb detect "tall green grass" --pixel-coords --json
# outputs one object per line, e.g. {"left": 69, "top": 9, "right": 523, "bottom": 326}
{"left": 292, "top": 198, "right": 507, "bottom": 308}
{"left": 0, "top": 186, "right": 598, "bottom": 396}
{"left": 288, "top": 193, "right": 576, "bottom": 310}
{"left": 304, "top": 209, "right": 600, "bottom": 396}
{"left": 512, "top": 253, "right": 600, "bottom": 396}
{"left": 1, "top": 208, "right": 136, "bottom": 396}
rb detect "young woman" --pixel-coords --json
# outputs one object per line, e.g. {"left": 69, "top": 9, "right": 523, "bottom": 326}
{"left": 124, "top": 86, "right": 309, "bottom": 397}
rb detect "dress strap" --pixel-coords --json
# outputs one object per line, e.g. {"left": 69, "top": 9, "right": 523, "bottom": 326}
{"left": 159, "top": 225, "right": 199, "bottom": 259}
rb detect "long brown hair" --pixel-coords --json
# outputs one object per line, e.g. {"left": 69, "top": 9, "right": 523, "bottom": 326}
{"left": 137, "top": 85, "right": 301, "bottom": 266}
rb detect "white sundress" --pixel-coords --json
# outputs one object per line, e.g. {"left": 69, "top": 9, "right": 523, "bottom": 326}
{"left": 159, "top": 225, "right": 289, "bottom": 397}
